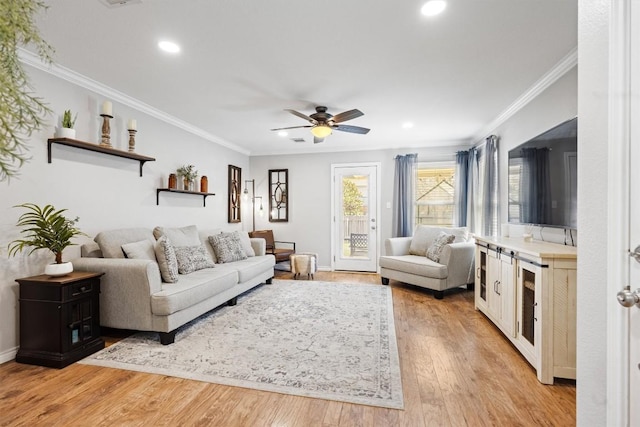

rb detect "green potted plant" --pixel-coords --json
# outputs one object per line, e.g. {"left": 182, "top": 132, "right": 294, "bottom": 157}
{"left": 8, "top": 203, "right": 86, "bottom": 276}
{"left": 56, "top": 109, "right": 77, "bottom": 139}
{"left": 177, "top": 164, "right": 198, "bottom": 191}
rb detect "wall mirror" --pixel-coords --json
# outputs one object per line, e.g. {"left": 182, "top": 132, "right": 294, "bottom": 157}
{"left": 269, "top": 169, "right": 288, "bottom": 222}
{"left": 228, "top": 165, "right": 241, "bottom": 223}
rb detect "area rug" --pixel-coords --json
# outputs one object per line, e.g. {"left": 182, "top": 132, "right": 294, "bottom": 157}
{"left": 80, "top": 280, "right": 404, "bottom": 409}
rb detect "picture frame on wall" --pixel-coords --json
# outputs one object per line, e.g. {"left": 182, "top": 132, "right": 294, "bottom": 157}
{"left": 228, "top": 165, "right": 241, "bottom": 223}
{"left": 269, "top": 169, "right": 288, "bottom": 222}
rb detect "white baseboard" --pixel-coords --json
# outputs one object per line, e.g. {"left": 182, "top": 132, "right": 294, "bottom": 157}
{"left": 0, "top": 346, "right": 18, "bottom": 365}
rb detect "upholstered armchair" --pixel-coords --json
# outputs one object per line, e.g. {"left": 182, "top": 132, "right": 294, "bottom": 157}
{"left": 249, "top": 230, "right": 296, "bottom": 263}
{"left": 378, "top": 225, "right": 475, "bottom": 299}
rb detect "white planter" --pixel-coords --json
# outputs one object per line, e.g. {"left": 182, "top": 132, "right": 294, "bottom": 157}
{"left": 44, "top": 262, "right": 73, "bottom": 277}
{"left": 55, "top": 127, "right": 76, "bottom": 139}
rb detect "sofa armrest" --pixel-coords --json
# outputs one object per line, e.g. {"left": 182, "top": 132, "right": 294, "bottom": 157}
{"left": 384, "top": 237, "right": 412, "bottom": 256}
{"left": 439, "top": 242, "right": 476, "bottom": 285}
{"left": 250, "top": 237, "right": 266, "bottom": 256}
{"left": 72, "top": 257, "right": 162, "bottom": 330}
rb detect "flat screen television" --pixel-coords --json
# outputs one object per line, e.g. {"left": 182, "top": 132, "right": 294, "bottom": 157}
{"left": 507, "top": 117, "right": 577, "bottom": 229}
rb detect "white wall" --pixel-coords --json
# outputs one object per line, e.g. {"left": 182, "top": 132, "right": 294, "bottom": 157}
{"left": 490, "top": 66, "right": 578, "bottom": 245}
{"left": 577, "top": 0, "right": 609, "bottom": 424}
{"left": 249, "top": 145, "right": 468, "bottom": 269}
{"left": 0, "top": 66, "right": 250, "bottom": 361}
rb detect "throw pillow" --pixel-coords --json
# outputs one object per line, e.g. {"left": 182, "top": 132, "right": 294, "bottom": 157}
{"left": 409, "top": 225, "right": 469, "bottom": 256}
{"left": 209, "top": 232, "right": 248, "bottom": 263}
{"left": 153, "top": 225, "right": 200, "bottom": 246}
{"left": 234, "top": 230, "right": 255, "bottom": 257}
{"left": 174, "top": 245, "right": 216, "bottom": 274}
{"left": 121, "top": 239, "right": 156, "bottom": 261}
{"left": 154, "top": 236, "right": 179, "bottom": 283}
{"left": 426, "top": 232, "right": 456, "bottom": 262}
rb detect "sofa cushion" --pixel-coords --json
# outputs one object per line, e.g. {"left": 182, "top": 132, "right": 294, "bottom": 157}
{"left": 379, "top": 255, "right": 448, "bottom": 279}
{"left": 209, "top": 232, "right": 248, "bottom": 263}
{"left": 122, "top": 239, "right": 157, "bottom": 261}
{"left": 94, "top": 228, "right": 155, "bottom": 258}
{"left": 155, "top": 236, "right": 179, "bottom": 283}
{"left": 153, "top": 225, "right": 200, "bottom": 246}
{"left": 199, "top": 229, "right": 222, "bottom": 263}
{"left": 151, "top": 268, "right": 238, "bottom": 315}
{"left": 174, "top": 244, "right": 216, "bottom": 274}
{"left": 215, "top": 255, "right": 275, "bottom": 283}
{"left": 409, "top": 225, "right": 469, "bottom": 256}
{"left": 426, "top": 232, "right": 455, "bottom": 262}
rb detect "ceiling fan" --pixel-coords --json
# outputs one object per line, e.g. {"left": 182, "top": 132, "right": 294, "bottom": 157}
{"left": 271, "top": 106, "right": 370, "bottom": 143}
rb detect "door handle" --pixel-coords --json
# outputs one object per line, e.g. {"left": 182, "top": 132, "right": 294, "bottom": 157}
{"left": 617, "top": 285, "right": 640, "bottom": 308}
{"left": 629, "top": 246, "right": 640, "bottom": 263}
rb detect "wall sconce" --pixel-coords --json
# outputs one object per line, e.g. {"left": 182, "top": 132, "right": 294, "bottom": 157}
{"left": 243, "top": 179, "right": 263, "bottom": 231}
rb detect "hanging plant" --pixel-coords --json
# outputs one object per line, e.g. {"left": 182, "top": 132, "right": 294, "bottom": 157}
{"left": 0, "top": 0, "right": 54, "bottom": 182}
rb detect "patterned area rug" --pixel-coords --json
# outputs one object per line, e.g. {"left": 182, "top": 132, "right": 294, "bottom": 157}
{"left": 80, "top": 280, "right": 404, "bottom": 409}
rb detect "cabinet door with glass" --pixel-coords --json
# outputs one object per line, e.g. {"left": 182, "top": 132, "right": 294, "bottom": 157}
{"left": 475, "top": 245, "right": 488, "bottom": 311}
{"left": 516, "top": 261, "right": 542, "bottom": 367}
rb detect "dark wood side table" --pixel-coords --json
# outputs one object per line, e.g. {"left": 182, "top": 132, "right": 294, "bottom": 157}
{"left": 15, "top": 271, "right": 105, "bottom": 368}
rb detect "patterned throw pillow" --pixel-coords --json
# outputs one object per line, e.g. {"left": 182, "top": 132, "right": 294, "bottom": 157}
{"left": 426, "top": 232, "right": 455, "bottom": 262}
{"left": 154, "top": 236, "right": 179, "bottom": 283}
{"left": 174, "top": 245, "right": 216, "bottom": 274}
{"left": 209, "top": 232, "right": 248, "bottom": 263}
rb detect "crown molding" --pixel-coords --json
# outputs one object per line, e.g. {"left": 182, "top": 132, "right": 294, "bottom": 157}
{"left": 18, "top": 48, "right": 250, "bottom": 156}
{"left": 472, "top": 46, "right": 578, "bottom": 143}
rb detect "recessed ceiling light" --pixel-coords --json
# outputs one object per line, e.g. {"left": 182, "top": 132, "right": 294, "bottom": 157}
{"left": 278, "top": 131, "right": 288, "bottom": 137}
{"left": 421, "top": 0, "right": 447, "bottom": 16}
{"left": 402, "top": 122, "right": 414, "bottom": 129}
{"left": 158, "top": 40, "right": 181, "bottom": 54}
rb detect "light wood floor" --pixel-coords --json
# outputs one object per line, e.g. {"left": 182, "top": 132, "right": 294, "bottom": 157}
{"left": 0, "top": 271, "right": 575, "bottom": 426}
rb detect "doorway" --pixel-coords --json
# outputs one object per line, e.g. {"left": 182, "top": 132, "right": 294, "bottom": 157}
{"left": 331, "top": 163, "right": 380, "bottom": 272}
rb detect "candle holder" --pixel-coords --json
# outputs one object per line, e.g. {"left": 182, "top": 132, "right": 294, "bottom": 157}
{"left": 100, "top": 114, "right": 113, "bottom": 148}
{"left": 128, "top": 129, "right": 137, "bottom": 152}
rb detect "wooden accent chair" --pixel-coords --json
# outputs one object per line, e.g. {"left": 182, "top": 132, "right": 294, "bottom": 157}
{"left": 249, "top": 230, "right": 296, "bottom": 263}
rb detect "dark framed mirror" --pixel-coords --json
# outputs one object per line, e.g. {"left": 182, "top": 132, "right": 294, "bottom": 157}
{"left": 228, "top": 165, "right": 241, "bottom": 223}
{"left": 269, "top": 169, "right": 288, "bottom": 222}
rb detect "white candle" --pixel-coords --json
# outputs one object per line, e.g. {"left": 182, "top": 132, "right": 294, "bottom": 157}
{"left": 101, "top": 101, "right": 112, "bottom": 116}
{"left": 128, "top": 119, "right": 137, "bottom": 130}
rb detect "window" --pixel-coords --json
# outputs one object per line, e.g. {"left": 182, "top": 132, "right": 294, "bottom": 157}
{"left": 415, "top": 162, "right": 456, "bottom": 227}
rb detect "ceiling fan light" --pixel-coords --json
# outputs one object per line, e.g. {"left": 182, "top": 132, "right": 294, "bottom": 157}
{"left": 311, "top": 125, "right": 332, "bottom": 138}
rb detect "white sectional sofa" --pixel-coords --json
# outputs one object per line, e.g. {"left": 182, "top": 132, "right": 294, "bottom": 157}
{"left": 378, "top": 225, "right": 475, "bottom": 299}
{"left": 72, "top": 226, "right": 275, "bottom": 344}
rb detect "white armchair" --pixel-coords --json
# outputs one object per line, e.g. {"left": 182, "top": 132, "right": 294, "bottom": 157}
{"left": 378, "top": 225, "right": 475, "bottom": 299}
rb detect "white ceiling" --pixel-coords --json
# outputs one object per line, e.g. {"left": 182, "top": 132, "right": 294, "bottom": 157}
{"left": 34, "top": 0, "right": 577, "bottom": 156}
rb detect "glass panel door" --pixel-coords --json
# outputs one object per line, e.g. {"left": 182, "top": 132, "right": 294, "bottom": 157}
{"left": 332, "top": 164, "right": 378, "bottom": 272}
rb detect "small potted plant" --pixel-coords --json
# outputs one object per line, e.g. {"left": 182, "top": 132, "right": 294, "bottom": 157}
{"left": 177, "top": 164, "right": 198, "bottom": 191}
{"left": 8, "top": 203, "right": 86, "bottom": 276}
{"left": 56, "top": 109, "right": 77, "bottom": 139}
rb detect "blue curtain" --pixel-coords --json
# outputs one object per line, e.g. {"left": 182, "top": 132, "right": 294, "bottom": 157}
{"left": 454, "top": 151, "right": 469, "bottom": 226}
{"left": 461, "top": 135, "right": 499, "bottom": 236}
{"left": 467, "top": 147, "right": 480, "bottom": 233}
{"left": 481, "top": 135, "right": 499, "bottom": 236}
{"left": 392, "top": 153, "right": 417, "bottom": 237}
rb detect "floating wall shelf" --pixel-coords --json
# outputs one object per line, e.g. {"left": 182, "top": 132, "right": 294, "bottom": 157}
{"left": 156, "top": 188, "right": 216, "bottom": 207}
{"left": 47, "top": 137, "right": 156, "bottom": 176}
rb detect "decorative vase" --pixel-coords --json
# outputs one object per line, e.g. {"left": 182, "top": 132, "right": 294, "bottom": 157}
{"left": 44, "top": 261, "right": 73, "bottom": 277}
{"left": 55, "top": 127, "right": 76, "bottom": 139}
{"left": 183, "top": 178, "right": 195, "bottom": 191}
{"left": 200, "top": 176, "right": 208, "bottom": 193}
{"left": 168, "top": 173, "right": 177, "bottom": 189}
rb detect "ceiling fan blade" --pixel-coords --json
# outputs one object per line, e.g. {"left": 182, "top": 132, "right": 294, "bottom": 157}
{"left": 331, "top": 109, "right": 364, "bottom": 124}
{"left": 285, "top": 109, "right": 317, "bottom": 125}
{"left": 333, "top": 124, "right": 370, "bottom": 134}
{"left": 313, "top": 136, "right": 325, "bottom": 144}
{"left": 270, "top": 125, "right": 312, "bottom": 131}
